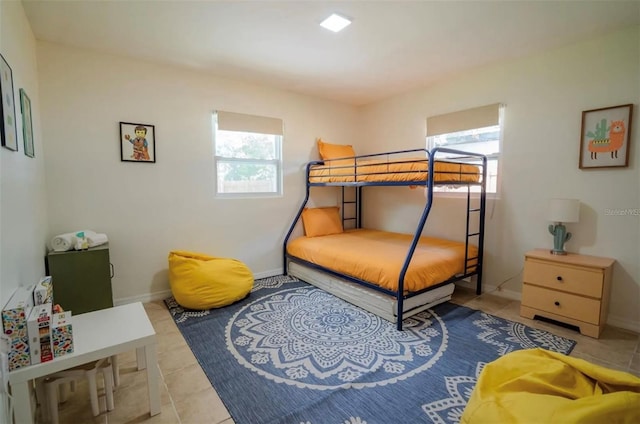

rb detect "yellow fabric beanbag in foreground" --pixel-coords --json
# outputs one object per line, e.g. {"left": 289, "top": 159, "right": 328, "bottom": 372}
{"left": 168, "top": 251, "right": 253, "bottom": 310}
{"left": 461, "top": 347, "right": 640, "bottom": 424}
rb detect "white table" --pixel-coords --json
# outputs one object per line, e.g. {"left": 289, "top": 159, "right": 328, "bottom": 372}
{"left": 9, "top": 302, "right": 161, "bottom": 424}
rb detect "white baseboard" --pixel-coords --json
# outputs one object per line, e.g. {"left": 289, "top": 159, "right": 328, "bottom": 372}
{"left": 606, "top": 315, "right": 640, "bottom": 334}
{"left": 454, "top": 279, "right": 522, "bottom": 301}
{"left": 253, "top": 268, "right": 284, "bottom": 279}
{"left": 114, "top": 269, "right": 286, "bottom": 306}
{"left": 114, "top": 289, "right": 173, "bottom": 306}
{"left": 482, "top": 284, "right": 522, "bottom": 301}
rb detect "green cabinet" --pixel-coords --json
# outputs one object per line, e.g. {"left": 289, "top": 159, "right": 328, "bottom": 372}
{"left": 45, "top": 244, "right": 114, "bottom": 315}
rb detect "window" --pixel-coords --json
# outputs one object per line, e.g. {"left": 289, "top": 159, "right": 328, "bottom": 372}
{"left": 426, "top": 103, "right": 503, "bottom": 194}
{"left": 213, "top": 111, "right": 283, "bottom": 197}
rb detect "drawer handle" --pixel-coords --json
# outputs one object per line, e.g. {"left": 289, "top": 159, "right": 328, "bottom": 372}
{"left": 556, "top": 276, "right": 563, "bottom": 281}
{"left": 554, "top": 301, "right": 560, "bottom": 306}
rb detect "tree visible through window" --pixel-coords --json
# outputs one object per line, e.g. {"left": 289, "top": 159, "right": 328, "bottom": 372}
{"left": 427, "top": 125, "right": 500, "bottom": 193}
{"left": 213, "top": 111, "right": 283, "bottom": 196}
{"left": 426, "top": 104, "right": 503, "bottom": 194}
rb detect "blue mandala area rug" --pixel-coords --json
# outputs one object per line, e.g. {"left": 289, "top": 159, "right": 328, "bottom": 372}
{"left": 165, "top": 275, "right": 576, "bottom": 424}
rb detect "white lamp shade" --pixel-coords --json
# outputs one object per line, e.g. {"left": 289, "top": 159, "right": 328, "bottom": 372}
{"left": 548, "top": 198, "right": 580, "bottom": 223}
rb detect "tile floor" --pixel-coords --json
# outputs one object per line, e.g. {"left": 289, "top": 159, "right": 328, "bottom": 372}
{"left": 44, "top": 286, "right": 639, "bottom": 424}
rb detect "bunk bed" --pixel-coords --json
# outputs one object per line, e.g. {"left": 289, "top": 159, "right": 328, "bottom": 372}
{"left": 283, "top": 146, "right": 487, "bottom": 330}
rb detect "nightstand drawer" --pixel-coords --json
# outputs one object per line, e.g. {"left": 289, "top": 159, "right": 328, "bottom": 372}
{"left": 522, "top": 284, "right": 601, "bottom": 324}
{"left": 523, "top": 259, "right": 603, "bottom": 298}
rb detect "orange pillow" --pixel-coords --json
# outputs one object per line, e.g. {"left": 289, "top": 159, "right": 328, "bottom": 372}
{"left": 301, "top": 207, "right": 344, "bottom": 237}
{"left": 317, "top": 139, "right": 356, "bottom": 160}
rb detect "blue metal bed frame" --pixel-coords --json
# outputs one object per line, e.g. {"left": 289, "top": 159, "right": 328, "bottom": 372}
{"left": 283, "top": 147, "right": 487, "bottom": 330}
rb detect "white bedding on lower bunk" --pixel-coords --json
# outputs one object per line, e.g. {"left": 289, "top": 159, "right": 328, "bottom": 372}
{"left": 288, "top": 261, "right": 454, "bottom": 323}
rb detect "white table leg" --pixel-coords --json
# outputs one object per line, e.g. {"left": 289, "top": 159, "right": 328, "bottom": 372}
{"left": 144, "top": 343, "right": 161, "bottom": 416}
{"left": 12, "top": 380, "right": 33, "bottom": 424}
{"left": 111, "top": 354, "right": 120, "bottom": 387}
{"left": 136, "top": 346, "right": 147, "bottom": 370}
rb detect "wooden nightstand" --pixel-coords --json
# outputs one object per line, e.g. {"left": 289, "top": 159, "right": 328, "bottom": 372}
{"left": 520, "top": 249, "right": 615, "bottom": 338}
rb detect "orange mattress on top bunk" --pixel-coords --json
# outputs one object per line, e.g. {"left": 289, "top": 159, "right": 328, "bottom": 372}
{"left": 308, "top": 157, "right": 481, "bottom": 184}
{"left": 286, "top": 229, "right": 478, "bottom": 293}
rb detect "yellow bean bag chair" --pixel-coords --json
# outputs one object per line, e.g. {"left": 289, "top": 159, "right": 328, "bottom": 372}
{"left": 168, "top": 250, "right": 253, "bottom": 310}
{"left": 461, "top": 348, "right": 640, "bottom": 424}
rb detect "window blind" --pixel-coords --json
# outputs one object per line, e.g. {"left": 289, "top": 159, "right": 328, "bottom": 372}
{"left": 426, "top": 103, "right": 501, "bottom": 137}
{"left": 216, "top": 111, "right": 283, "bottom": 136}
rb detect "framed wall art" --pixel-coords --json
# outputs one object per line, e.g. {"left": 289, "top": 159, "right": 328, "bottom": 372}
{"left": 0, "top": 54, "right": 18, "bottom": 151}
{"left": 579, "top": 104, "right": 633, "bottom": 169}
{"left": 20, "top": 89, "right": 34, "bottom": 158}
{"left": 119, "top": 122, "right": 155, "bottom": 163}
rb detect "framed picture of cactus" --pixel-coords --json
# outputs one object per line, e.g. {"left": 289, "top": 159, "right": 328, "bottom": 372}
{"left": 579, "top": 104, "right": 633, "bottom": 169}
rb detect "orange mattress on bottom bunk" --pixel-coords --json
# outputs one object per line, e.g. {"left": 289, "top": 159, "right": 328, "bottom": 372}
{"left": 286, "top": 228, "right": 478, "bottom": 293}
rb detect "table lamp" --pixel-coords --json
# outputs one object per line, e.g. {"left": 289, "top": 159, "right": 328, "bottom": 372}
{"left": 548, "top": 198, "right": 580, "bottom": 255}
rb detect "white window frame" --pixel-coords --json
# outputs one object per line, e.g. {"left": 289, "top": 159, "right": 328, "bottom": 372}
{"left": 213, "top": 112, "right": 283, "bottom": 198}
{"left": 426, "top": 104, "right": 504, "bottom": 197}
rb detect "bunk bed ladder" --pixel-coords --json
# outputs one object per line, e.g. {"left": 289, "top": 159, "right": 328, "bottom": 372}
{"left": 341, "top": 186, "right": 361, "bottom": 229}
{"left": 463, "top": 156, "right": 487, "bottom": 295}
{"left": 464, "top": 185, "right": 481, "bottom": 293}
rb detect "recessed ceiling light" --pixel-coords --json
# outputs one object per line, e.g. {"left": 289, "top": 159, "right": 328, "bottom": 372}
{"left": 320, "top": 13, "right": 352, "bottom": 33}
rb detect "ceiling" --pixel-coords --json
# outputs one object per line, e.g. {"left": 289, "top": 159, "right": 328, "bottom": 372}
{"left": 22, "top": 0, "right": 640, "bottom": 106}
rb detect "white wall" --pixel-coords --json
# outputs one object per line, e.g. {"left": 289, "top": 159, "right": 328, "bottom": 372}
{"left": 0, "top": 1, "right": 48, "bottom": 420}
{"left": 37, "top": 42, "right": 357, "bottom": 304}
{"left": 0, "top": 1, "right": 48, "bottom": 306}
{"left": 360, "top": 26, "right": 640, "bottom": 332}
{"left": 32, "top": 22, "right": 640, "bottom": 332}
